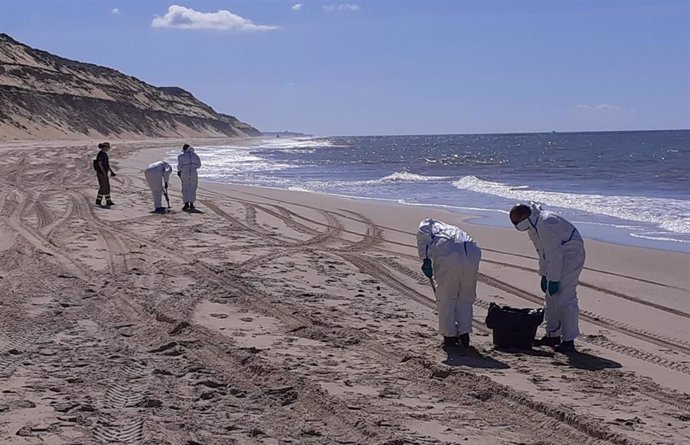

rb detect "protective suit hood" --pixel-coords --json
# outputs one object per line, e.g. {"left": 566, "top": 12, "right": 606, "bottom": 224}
{"left": 529, "top": 202, "right": 542, "bottom": 217}
{"left": 516, "top": 202, "right": 542, "bottom": 232}
{"left": 526, "top": 202, "right": 542, "bottom": 226}
{"left": 417, "top": 219, "right": 473, "bottom": 260}
{"left": 417, "top": 219, "right": 471, "bottom": 245}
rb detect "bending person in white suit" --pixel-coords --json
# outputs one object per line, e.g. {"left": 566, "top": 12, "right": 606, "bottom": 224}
{"left": 177, "top": 144, "right": 201, "bottom": 211}
{"left": 144, "top": 160, "right": 172, "bottom": 213}
{"left": 417, "top": 219, "right": 482, "bottom": 348}
{"left": 509, "top": 203, "right": 586, "bottom": 353}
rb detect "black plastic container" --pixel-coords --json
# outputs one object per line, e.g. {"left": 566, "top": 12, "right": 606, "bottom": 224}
{"left": 485, "top": 303, "right": 544, "bottom": 350}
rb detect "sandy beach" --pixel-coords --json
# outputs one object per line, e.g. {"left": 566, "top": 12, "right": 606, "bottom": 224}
{"left": 0, "top": 139, "right": 688, "bottom": 445}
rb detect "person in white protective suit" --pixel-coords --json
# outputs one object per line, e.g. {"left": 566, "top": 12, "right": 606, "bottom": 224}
{"left": 144, "top": 160, "right": 173, "bottom": 213}
{"left": 509, "top": 203, "right": 586, "bottom": 353}
{"left": 177, "top": 144, "right": 201, "bottom": 211}
{"left": 417, "top": 219, "right": 482, "bottom": 348}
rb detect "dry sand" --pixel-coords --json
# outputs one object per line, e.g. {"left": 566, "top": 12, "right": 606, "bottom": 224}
{"left": 0, "top": 139, "right": 688, "bottom": 444}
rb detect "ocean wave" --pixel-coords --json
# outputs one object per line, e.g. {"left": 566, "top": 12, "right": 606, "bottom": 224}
{"left": 424, "top": 154, "right": 508, "bottom": 166}
{"left": 177, "top": 146, "right": 297, "bottom": 175}
{"left": 630, "top": 232, "right": 690, "bottom": 243}
{"left": 377, "top": 172, "right": 451, "bottom": 183}
{"left": 287, "top": 186, "right": 312, "bottom": 192}
{"left": 397, "top": 199, "right": 510, "bottom": 214}
{"left": 453, "top": 175, "right": 690, "bottom": 234}
{"left": 256, "top": 137, "right": 339, "bottom": 151}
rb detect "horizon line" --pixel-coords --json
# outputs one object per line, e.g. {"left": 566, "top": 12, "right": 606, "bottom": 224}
{"left": 270, "top": 127, "right": 690, "bottom": 138}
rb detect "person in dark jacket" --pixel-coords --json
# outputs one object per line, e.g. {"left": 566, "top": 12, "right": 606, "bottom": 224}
{"left": 94, "top": 142, "right": 116, "bottom": 206}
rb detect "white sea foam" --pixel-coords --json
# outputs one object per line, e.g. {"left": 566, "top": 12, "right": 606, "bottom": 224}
{"left": 255, "top": 137, "right": 337, "bottom": 151}
{"left": 376, "top": 171, "right": 451, "bottom": 183}
{"left": 396, "top": 199, "right": 509, "bottom": 214}
{"left": 287, "top": 186, "right": 311, "bottom": 192}
{"left": 180, "top": 146, "right": 297, "bottom": 178}
{"left": 453, "top": 176, "right": 690, "bottom": 234}
{"left": 630, "top": 232, "right": 690, "bottom": 243}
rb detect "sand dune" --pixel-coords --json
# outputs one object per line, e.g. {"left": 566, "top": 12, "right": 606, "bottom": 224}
{"left": 0, "top": 34, "right": 259, "bottom": 141}
{"left": 0, "top": 139, "right": 688, "bottom": 444}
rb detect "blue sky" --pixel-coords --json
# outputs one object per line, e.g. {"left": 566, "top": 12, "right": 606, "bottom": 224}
{"left": 1, "top": 0, "right": 688, "bottom": 135}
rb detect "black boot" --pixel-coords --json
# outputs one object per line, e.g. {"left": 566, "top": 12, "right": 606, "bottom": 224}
{"left": 554, "top": 340, "right": 576, "bottom": 353}
{"left": 189, "top": 202, "right": 195, "bottom": 210}
{"left": 534, "top": 335, "right": 561, "bottom": 347}
{"left": 443, "top": 336, "right": 459, "bottom": 347}
{"left": 459, "top": 333, "right": 470, "bottom": 348}
{"left": 183, "top": 202, "right": 190, "bottom": 211}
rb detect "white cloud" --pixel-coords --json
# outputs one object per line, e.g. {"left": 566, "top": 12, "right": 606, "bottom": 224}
{"left": 152, "top": 5, "right": 278, "bottom": 31}
{"left": 323, "top": 3, "right": 360, "bottom": 13}
{"left": 576, "top": 104, "right": 626, "bottom": 112}
{"left": 292, "top": 3, "right": 303, "bottom": 11}
{"left": 111, "top": 8, "right": 121, "bottom": 15}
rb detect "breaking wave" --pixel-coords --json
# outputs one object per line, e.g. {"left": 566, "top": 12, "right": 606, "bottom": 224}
{"left": 453, "top": 176, "right": 690, "bottom": 235}
{"left": 376, "top": 172, "right": 451, "bottom": 183}
{"left": 257, "top": 137, "right": 339, "bottom": 151}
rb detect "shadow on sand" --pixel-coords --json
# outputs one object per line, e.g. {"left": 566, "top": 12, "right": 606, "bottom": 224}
{"left": 492, "top": 346, "right": 622, "bottom": 371}
{"left": 442, "top": 346, "right": 510, "bottom": 369}
{"left": 493, "top": 346, "right": 555, "bottom": 357}
{"left": 564, "top": 350, "right": 622, "bottom": 370}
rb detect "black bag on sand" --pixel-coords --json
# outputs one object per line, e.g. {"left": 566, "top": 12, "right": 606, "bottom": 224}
{"left": 485, "top": 303, "right": 544, "bottom": 349}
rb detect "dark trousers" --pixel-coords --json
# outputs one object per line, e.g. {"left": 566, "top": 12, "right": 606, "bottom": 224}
{"left": 96, "top": 172, "right": 111, "bottom": 202}
{"left": 97, "top": 171, "right": 110, "bottom": 194}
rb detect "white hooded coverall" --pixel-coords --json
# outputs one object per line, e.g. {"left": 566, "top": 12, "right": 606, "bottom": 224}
{"left": 417, "top": 219, "right": 482, "bottom": 337}
{"left": 525, "top": 203, "right": 586, "bottom": 342}
{"left": 144, "top": 161, "right": 173, "bottom": 209}
{"left": 177, "top": 148, "right": 201, "bottom": 204}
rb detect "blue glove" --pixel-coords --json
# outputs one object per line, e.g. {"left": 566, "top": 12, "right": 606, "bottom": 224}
{"left": 548, "top": 281, "right": 560, "bottom": 296}
{"left": 540, "top": 276, "right": 548, "bottom": 293}
{"left": 421, "top": 258, "right": 433, "bottom": 279}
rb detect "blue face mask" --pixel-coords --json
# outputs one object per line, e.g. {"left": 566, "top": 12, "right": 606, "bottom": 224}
{"left": 515, "top": 218, "right": 531, "bottom": 231}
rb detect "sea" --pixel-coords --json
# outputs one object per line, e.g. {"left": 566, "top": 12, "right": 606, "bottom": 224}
{"left": 185, "top": 130, "right": 690, "bottom": 253}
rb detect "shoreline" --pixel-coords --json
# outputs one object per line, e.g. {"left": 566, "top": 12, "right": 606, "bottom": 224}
{"left": 151, "top": 136, "right": 690, "bottom": 254}
{"left": 123, "top": 141, "right": 690, "bottom": 291}
{"left": 208, "top": 182, "right": 690, "bottom": 254}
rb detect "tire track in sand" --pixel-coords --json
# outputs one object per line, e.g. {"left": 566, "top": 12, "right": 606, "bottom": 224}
{"left": 5, "top": 189, "right": 87, "bottom": 280}
{"left": 232, "top": 189, "right": 686, "bottom": 293}
{"left": 481, "top": 258, "right": 690, "bottom": 319}
{"left": 338, "top": 252, "right": 491, "bottom": 335}
{"left": 327, "top": 255, "right": 661, "bottom": 445}
{"left": 335, "top": 209, "right": 384, "bottom": 252}
{"left": 196, "top": 253, "right": 656, "bottom": 445}
{"left": 42, "top": 194, "right": 74, "bottom": 237}
{"left": 383, "top": 249, "right": 690, "bottom": 360}
{"left": 347, "top": 254, "right": 690, "bottom": 414}
{"left": 479, "top": 273, "right": 690, "bottom": 360}
{"left": 93, "top": 362, "right": 150, "bottom": 444}
{"left": 71, "top": 192, "right": 129, "bottom": 276}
